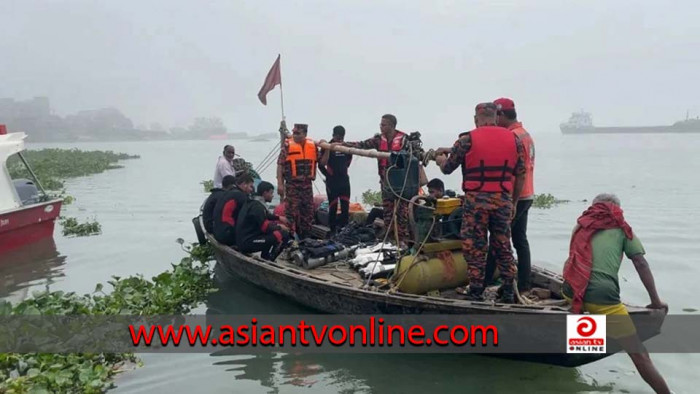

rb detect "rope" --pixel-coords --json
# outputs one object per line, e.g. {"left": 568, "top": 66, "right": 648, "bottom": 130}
{"left": 362, "top": 201, "right": 399, "bottom": 288}
{"left": 254, "top": 142, "right": 279, "bottom": 172}
{"left": 388, "top": 217, "right": 436, "bottom": 293}
{"left": 254, "top": 140, "right": 282, "bottom": 174}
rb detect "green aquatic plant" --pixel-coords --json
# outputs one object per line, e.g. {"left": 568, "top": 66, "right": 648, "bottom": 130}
{"left": 201, "top": 179, "right": 214, "bottom": 192}
{"left": 0, "top": 243, "right": 216, "bottom": 393}
{"left": 361, "top": 189, "right": 382, "bottom": 207}
{"left": 7, "top": 148, "right": 139, "bottom": 191}
{"left": 531, "top": 193, "right": 570, "bottom": 209}
{"left": 59, "top": 216, "right": 102, "bottom": 237}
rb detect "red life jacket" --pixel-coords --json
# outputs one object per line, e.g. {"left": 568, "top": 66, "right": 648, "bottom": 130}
{"left": 377, "top": 131, "right": 405, "bottom": 175}
{"left": 462, "top": 126, "right": 519, "bottom": 193}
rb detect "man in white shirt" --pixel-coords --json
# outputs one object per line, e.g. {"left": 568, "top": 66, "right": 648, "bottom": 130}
{"left": 213, "top": 145, "right": 236, "bottom": 188}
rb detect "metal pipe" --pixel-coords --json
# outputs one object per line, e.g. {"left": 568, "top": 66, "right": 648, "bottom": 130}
{"left": 315, "top": 141, "right": 391, "bottom": 159}
{"left": 16, "top": 151, "right": 47, "bottom": 197}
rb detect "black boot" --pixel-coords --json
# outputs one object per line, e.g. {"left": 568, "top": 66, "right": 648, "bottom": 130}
{"left": 498, "top": 284, "right": 515, "bottom": 304}
{"left": 465, "top": 286, "right": 485, "bottom": 301}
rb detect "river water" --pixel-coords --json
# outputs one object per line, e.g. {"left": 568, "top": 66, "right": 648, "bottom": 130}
{"left": 1, "top": 132, "right": 698, "bottom": 393}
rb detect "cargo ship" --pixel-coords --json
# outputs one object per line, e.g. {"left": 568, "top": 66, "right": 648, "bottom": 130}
{"left": 560, "top": 111, "right": 700, "bottom": 134}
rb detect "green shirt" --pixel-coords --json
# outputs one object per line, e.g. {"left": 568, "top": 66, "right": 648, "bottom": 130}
{"left": 563, "top": 229, "right": 645, "bottom": 305}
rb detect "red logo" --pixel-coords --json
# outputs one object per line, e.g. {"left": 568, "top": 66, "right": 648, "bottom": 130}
{"left": 567, "top": 315, "right": 606, "bottom": 354}
{"left": 576, "top": 317, "right": 597, "bottom": 337}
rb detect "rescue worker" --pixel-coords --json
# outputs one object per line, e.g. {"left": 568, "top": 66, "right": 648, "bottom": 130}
{"left": 202, "top": 174, "right": 236, "bottom": 233}
{"left": 435, "top": 102, "right": 526, "bottom": 303}
{"left": 318, "top": 125, "right": 353, "bottom": 234}
{"left": 276, "top": 123, "right": 317, "bottom": 238}
{"left": 213, "top": 145, "right": 236, "bottom": 188}
{"left": 562, "top": 193, "right": 669, "bottom": 394}
{"left": 212, "top": 173, "right": 255, "bottom": 246}
{"left": 236, "top": 181, "right": 291, "bottom": 261}
{"left": 344, "top": 114, "right": 411, "bottom": 245}
{"left": 426, "top": 178, "right": 445, "bottom": 199}
{"left": 426, "top": 178, "right": 449, "bottom": 238}
{"left": 485, "top": 97, "right": 536, "bottom": 291}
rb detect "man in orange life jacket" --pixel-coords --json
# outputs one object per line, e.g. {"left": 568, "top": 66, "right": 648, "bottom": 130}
{"left": 277, "top": 123, "right": 317, "bottom": 238}
{"left": 318, "top": 125, "right": 352, "bottom": 234}
{"left": 343, "top": 114, "right": 411, "bottom": 244}
{"left": 485, "top": 97, "right": 536, "bottom": 292}
{"left": 212, "top": 173, "right": 255, "bottom": 246}
{"left": 436, "top": 103, "right": 526, "bottom": 303}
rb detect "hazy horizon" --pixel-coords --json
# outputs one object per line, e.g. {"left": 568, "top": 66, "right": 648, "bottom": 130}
{"left": 3, "top": 0, "right": 699, "bottom": 137}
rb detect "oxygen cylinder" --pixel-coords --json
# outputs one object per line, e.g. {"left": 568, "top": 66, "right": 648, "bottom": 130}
{"left": 303, "top": 257, "right": 327, "bottom": 269}
{"left": 300, "top": 247, "right": 351, "bottom": 270}
{"left": 394, "top": 251, "right": 469, "bottom": 294}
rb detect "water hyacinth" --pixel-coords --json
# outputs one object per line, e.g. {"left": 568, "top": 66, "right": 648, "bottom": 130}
{"left": 59, "top": 216, "right": 102, "bottom": 237}
{"left": 7, "top": 148, "right": 139, "bottom": 191}
{"left": 0, "top": 243, "right": 216, "bottom": 393}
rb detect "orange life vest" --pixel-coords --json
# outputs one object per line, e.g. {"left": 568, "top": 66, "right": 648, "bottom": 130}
{"left": 510, "top": 123, "right": 535, "bottom": 198}
{"left": 462, "top": 126, "right": 519, "bottom": 193}
{"left": 284, "top": 137, "right": 317, "bottom": 181}
{"left": 377, "top": 131, "right": 405, "bottom": 175}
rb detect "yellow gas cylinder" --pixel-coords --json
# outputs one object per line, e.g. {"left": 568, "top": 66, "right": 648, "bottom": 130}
{"left": 394, "top": 251, "right": 469, "bottom": 294}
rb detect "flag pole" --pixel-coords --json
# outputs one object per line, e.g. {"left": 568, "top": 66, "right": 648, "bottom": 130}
{"left": 278, "top": 54, "right": 285, "bottom": 121}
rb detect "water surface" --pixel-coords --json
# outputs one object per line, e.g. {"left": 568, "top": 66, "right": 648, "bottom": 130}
{"left": 2, "top": 132, "right": 698, "bottom": 393}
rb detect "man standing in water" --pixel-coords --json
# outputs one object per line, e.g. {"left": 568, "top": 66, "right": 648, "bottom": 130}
{"left": 344, "top": 114, "right": 410, "bottom": 245}
{"left": 562, "top": 193, "right": 670, "bottom": 394}
{"left": 277, "top": 123, "right": 317, "bottom": 238}
{"left": 436, "top": 103, "right": 525, "bottom": 303}
{"left": 319, "top": 125, "right": 353, "bottom": 235}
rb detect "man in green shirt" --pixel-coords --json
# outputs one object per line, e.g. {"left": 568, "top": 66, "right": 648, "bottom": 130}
{"left": 563, "top": 227, "right": 646, "bottom": 305}
{"left": 563, "top": 193, "right": 669, "bottom": 394}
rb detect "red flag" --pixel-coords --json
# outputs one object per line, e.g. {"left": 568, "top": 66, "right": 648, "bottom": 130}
{"left": 257, "top": 55, "right": 281, "bottom": 105}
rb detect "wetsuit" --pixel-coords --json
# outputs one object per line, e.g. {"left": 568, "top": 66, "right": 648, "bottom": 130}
{"left": 236, "top": 196, "right": 290, "bottom": 260}
{"left": 202, "top": 188, "right": 225, "bottom": 233}
{"left": 319, "top": 139, "right": 352, "bottom": 232}
{"left": 212, "top": 186, "right": 249, "bottom": 246}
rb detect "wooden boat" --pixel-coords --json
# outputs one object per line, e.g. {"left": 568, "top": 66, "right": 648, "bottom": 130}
{"left": 197, "top": 216, "right": 666, "bottom": 368}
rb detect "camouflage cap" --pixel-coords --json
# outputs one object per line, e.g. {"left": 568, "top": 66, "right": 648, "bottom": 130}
{"left": 475, "top": 102, "right": 498, "bottom": 117}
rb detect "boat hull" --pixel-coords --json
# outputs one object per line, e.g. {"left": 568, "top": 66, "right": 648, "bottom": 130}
{"left": 0, "top": 199, "right": 62, "bottom": 255}
{"left": 204, "top": 223, "right": 664, "bottom": 368}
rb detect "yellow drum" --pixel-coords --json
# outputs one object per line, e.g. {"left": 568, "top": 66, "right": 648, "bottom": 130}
{"left": 394, "top": 251, "right": 468, "bottom": 294}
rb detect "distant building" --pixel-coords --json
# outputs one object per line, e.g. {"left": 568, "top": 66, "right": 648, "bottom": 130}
{"left": 0, "top": 97, "right": 68, "bottom": 141}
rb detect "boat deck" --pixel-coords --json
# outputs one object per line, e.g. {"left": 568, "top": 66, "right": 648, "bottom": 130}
{"left": 268, "top": 251, "right": 568, "bottom": 308}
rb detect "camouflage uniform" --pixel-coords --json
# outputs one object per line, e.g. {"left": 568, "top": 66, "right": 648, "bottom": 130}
{"left": 441, "top": 133, "right": 526, "bottom": 290}
{"left": 278, "top": 141, "right": 316, "bottom": 238}
{"left": 346, "top": 134, "right": 411, "bottom": 243}
{"left": 284, "top": 180, "right": 314, "bottom": 237}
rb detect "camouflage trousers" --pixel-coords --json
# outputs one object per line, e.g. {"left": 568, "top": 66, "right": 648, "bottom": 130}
{"left": 461, "top": 192, "right": 516, "bottom": 288}
{"left": 382, "top": 197, "right": 411, "bottom": 244}
{"left": 285, "top": 180, "right": 314, "bottom": 237}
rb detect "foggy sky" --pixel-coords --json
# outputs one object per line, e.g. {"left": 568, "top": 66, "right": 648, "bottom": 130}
{"left": 2, "top": 0, "right": 699, "bottom": 138}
